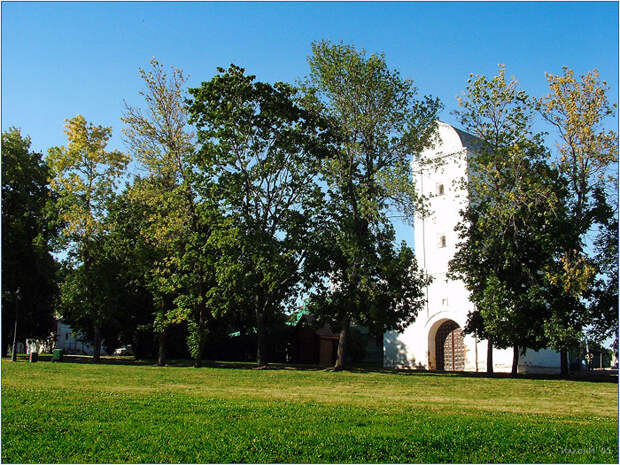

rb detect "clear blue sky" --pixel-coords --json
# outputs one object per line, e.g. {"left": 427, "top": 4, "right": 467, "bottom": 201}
{"left": 2, "top": 1, "right": 618, "bottom": 246}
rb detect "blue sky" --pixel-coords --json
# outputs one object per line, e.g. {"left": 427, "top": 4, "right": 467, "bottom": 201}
{"left": 2, "top": 1, "right": 618, "bottom": 246}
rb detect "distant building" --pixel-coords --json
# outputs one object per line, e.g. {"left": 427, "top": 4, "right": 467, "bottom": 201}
{"left": 294, "top": 313, "right": 340, "bottom": 366}
{"left": 22, "top": 319, "right": 108, "bottom": 356}
{"left": 383, "top": 122, "right": 561, "bottom": 374}
{"left": 54, "top": 319, "right": 105, "bottom": 356}
{"left": 293, "top": 310, "right": 381, "bottom": 366}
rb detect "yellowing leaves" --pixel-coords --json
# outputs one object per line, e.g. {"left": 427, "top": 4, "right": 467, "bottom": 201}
{"left": 545, "top": 252, "right": 596, "bottom": 297}
{"left": 47, "top": 115, "right": 129, "bottom": 243}
{"left": 540, "top": 67, "right": 618, "bottom": 214}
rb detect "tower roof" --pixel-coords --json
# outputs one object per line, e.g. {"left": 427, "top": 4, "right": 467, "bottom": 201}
{"left": 432, "top": 121, "right": 481, "bottom": 156}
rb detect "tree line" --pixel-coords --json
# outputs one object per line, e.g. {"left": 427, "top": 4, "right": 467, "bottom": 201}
{"left": 3, "top": 41, "right": 617, "bottom": 374}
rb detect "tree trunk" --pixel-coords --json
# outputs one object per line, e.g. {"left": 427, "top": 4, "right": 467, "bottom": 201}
{"left": 376, "top": 331, "right": 384, "bottom": 368}
{"left": 83, "top": 248, "right": 101, "bottom": 363}
{"left": 256, "top": 308, "right": 266, "bottom": 367}
{"left": 560, "top": 350, "right": 569, "bottom": 377}
{"left": 191, "top": 311, "right": 208, "bottom": 368}
{"left": 93, "top": 324, "right": 101, "bottom": 363}
{"left": 157, "top": 330, "right": 167, "bottom": 366}
{"left": 11, "top": 294, "right": 19, "bottom": 362}
{"left": 193, "top": 332, "right": 206, "bottom": 368}
{"left": 486, "top": 339, "right": 494, "bottom": 375}
{"left": 334, "top": 317, "right": 350, "bottom": 371}
{"left": 511, "top": 345, "right": 519, "bottom": 376}
{"left": 11, "top": 325, "right": 18, "bottom": 362}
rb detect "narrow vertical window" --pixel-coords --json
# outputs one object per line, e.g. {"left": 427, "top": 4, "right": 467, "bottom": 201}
{"left": 437, "top": 183, "right": 445, "bottom": 195}
{"left": 439, "top": 235, "right": 446, "bottom": 248}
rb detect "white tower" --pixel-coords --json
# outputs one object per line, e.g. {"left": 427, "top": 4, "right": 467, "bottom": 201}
{"left": 383, "top": 121, "right": 560, "bottom": 373}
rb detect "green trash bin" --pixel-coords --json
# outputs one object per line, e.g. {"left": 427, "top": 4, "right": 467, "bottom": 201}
{"left": 52, "top": 349, "right": 63, "bottom": 362}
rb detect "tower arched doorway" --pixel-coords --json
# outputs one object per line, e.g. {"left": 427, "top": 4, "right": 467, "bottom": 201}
{"left": 434, "top": 320, "right": 465, "bottom": 371}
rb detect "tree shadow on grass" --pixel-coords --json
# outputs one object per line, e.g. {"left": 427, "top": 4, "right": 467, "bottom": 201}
{"left": 9, "top": 354, "right": 157, "bottom": 366}
{"left": 13, "top": 354, "right": 617, "bottom": 383}
{"left": 373, "top": 367, "right": 618, "bottom": 383}
{"left": 11, "top": 354, "right": 328, "bottom": 370}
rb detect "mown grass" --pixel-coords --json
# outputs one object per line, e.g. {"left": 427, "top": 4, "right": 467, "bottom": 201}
{"left": 2, "top": 359, "right": 618, "bottom": 463}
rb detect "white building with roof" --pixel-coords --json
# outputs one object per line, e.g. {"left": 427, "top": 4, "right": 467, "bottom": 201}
{"left": 54, "top": 319, "right": 99, "bottom": 355}
{"left": 383, "top": 121, "right": 561, "bottom": 374}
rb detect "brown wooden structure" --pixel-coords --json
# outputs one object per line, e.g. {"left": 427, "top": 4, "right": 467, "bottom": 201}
{"left": 435, "top": 320, "right": 465, "bottom": 371}
{"left": 294, "top": 315, "right": 339, "bottom": 366}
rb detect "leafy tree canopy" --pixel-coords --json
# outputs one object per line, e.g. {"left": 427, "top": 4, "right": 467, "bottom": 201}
{"left": 2, "top": 128, "right": 58, "bottom": 353}
{"left": 303, "top": 41, "right": 441, "bottom": 368}
{"left": 188, "top": 64, "right": 331, "bottom": 365}
{"left": 48, "top": 115, "right": 129, "bottom": 361}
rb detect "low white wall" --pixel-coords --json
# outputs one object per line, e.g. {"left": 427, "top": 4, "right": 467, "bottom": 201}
{"left": 384, "top": 322, "right": 561, "bottom": 374}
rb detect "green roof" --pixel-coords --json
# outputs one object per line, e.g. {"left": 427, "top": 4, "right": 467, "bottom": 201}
{"left": 228, "top": 327, "right": 257, "bottom": 337}
{"left": 288, "top": 306, "right": 311, "bottom": 326}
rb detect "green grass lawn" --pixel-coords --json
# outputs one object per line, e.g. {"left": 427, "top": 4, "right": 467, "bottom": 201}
{"left": 2, "top": 359, "right": 618, "bottom": 463}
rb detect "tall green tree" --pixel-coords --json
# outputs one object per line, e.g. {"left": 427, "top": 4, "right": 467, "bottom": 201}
{"left": 538, "top": 68, "right": 618, "bottom": 364}
{"left": 188, "top": 64, "right": 330, "bottom": 366}
{"left": 449, "top": 65, "right": 570, "bottom": 375}
{"left": 303, "top": 40, "right": 441, "bottom": 369}
{"left": 122, "top": 59, "right": 196, "bottom": 365}
{"left": 2, "top": 128, "right": 58, "bottom": 357}
{"left": 122, "top": 59, "right": 225, "bottom": 367}
{"left": 48, "top": 115, "right": 129, "bottom": 361}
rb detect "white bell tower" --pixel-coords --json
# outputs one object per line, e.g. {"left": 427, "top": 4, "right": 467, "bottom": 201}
{"left": 383, "top": 121, "right": 560, "bottom": 374}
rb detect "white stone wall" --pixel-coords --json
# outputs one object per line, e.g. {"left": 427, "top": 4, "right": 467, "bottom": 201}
{"left": 55, "top": 319, "right": 97, "bottom": 355}
{"left": 384, "top": 122, "right": 560, "bottom": 374}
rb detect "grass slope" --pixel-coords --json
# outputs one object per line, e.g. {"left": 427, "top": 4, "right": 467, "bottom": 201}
{"left": 2, "top": 360, "right": 618, "bottom": 463}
